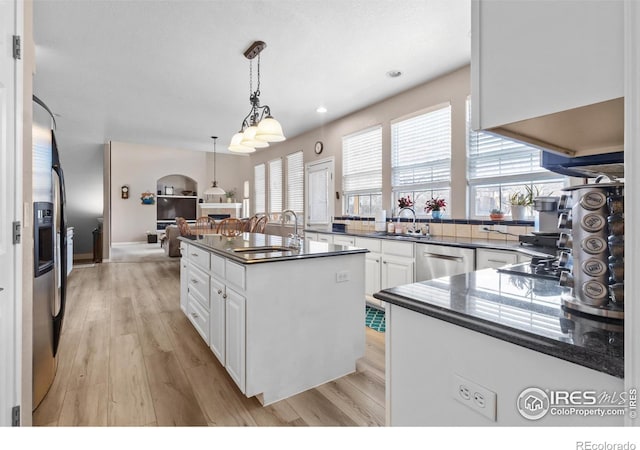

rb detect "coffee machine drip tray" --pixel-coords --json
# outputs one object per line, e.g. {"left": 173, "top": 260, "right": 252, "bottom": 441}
{"left": 561, "top": 294, "right": 624, "bottom": 320}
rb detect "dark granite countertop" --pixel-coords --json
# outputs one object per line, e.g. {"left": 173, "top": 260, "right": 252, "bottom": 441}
{"left": 304, "top": 228, "right": 555, "bottom": 257}
{"left": 374, "top": 269, "right": 624, "bottom": 378}
{"left": 179, "top": 232, "right": 367, "bottom": 265}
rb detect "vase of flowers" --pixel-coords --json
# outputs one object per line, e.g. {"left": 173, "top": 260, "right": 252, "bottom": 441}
{"left": 397, "top": 195, "right": 414, "bottom": 210}
{"left": 140, "top": 192, "right": 155, "bottom": 205}
{"left": 425, "top": 196, "right": 446, "bottom": 219}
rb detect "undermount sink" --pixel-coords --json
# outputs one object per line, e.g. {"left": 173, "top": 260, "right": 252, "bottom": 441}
{"left": 232, "top": 246, "right": 296, "bottom": 253}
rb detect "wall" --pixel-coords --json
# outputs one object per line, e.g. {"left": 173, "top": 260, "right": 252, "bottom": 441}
{"left": 249, "top": 65, "right": 471, "bottom": 220}
{"left": 109, "top": 141, "right": 251, "bottom": 243}
{"left": 60, "top": 140, "right": 104, "bottom": 255}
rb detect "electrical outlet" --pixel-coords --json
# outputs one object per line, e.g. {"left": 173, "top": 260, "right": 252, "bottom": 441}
{"left": 452, "top": 374, "right": 497, "bottom": 421}
{"left": 478, "top": 225, "right": 491, "bottom": 233}
{"left": 336, "top": 271, "right": 350, "bottom": 283}
{"left": 494, "top": 224, "right": 507, "bottom": 233}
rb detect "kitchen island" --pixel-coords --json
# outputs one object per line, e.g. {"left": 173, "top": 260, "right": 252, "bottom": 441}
{"left": 178, "top": 233, "right": 367, "bottom": 406}
{"left": 375, "top": 269, "right": 625, "bottom": 426}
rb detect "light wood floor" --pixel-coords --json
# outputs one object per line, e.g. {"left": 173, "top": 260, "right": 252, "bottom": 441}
{"left": 33, "top": 259, "right": 385, "bottom": 426}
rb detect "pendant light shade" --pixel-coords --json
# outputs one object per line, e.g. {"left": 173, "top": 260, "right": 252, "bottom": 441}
{"left": 227, "top": 41, "right": 286, "bottom": 152}
{"left": 254, "top": 116, "right": 286, "bottom": 142}
{"left": 229, "top": 132, "right": 256, "bottom": 153}
{"left": 204, "top": 136, "right": 226, "bottom": 197}
{"left": 239, "top": 125, "right": 269, "bottom": 148}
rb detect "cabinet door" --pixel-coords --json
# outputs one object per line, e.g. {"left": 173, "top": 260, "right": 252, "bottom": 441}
{"left": 473, "top": 0, "right": 623, "bottom": 130}
{"left": 364, "top": 252, "right": 382, "bottom": 297}
{"left": 381, "top": 256, "right": 414, "bottom": 290}
{"left": 180, "top": 259, "right": 189, "bottom": 313}
{"left": 225, "top": 288, "right": 246, "bottom": 393}
{"left": 476, "top": 249, "right": 518, "bottom": 270}
{"left": 209, "top": 277, "right": 226, "bottom": 365}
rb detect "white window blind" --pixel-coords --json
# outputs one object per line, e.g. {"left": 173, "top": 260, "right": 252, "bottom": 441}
{"left": 268, "top": 158, "right": 283, "bottom": 214}
{"left": 254, "top": 163, "right": 265, "bottom": 214}
{"left": 286, "top": 151, "right": 304, "bottom": 214}
{"left": 466, "top": 97, "right": 565, "bottom": 217}
{"left": 391, "top": 104, "right": 452, "bottom": 190}
{"left": 342, "top": 126, "right": 382, "bottom": 194}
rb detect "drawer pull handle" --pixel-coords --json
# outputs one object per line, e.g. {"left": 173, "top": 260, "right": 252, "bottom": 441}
{"left": 191, "top": 253, "right": 198, "bottom": 257}
{"left": 423, "top": 252, "right": 464, "bottom": 262}
{"left": 223, "top": 294, "right": 227, "bottom": 299}
{"left": 191, "top": 279, "right": 198, "bottom": 283}
{"left": 191, "top": 312, "right": 199, "bottom": 319}
{"left": 375, "top": 259, "right": 379, "bottom": 263}
{"left": 383, "top": 261, "right": 387, "bottom": 264}
{"left": 217, "top": 289, "right": 223, "bottom": 295}
{"left": 488, "top": 259, "right": 507, "bottom": 264}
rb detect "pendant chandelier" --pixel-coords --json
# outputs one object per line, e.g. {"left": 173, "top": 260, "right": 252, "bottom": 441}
{"left": 204, "top": 136, "right": 226, "bottom": 197}
{"left": 228, "top": 41, "right": 286, "bottom": 153}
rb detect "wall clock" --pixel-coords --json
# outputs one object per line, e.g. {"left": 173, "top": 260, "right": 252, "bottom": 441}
{"left": 314, "top": 141, "right": 324, "bottom": 154}
{"left": 121, "top": 185, "right": 129, "bottom": 199}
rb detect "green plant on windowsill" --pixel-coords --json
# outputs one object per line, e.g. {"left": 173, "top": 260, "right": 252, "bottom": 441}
{"left": 508, "top": 185, "right": 539, "bottom": 207}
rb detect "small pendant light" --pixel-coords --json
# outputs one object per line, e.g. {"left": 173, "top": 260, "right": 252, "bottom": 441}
{"left": 204, "top": 136, "right": 226, "bottom": 197}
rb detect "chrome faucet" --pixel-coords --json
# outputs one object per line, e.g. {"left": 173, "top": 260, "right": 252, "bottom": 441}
{"left": 397, "top": 207, "right": 417, "bottom": 233}
{"left": 281, "top": 209, "right": 300, "bottom": 248}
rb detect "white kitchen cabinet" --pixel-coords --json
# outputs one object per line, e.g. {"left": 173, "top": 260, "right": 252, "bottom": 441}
{"left": 179, "top": 241, "right": 189, "bottom": 313}
{"left": 179, "top": 237, "right": 365, "bottom": 405}
{"left": 225, "top": 287, "right": 246, "bottom": 393}
{"left": 476, "top": 248, "right": 533, "bottom": 270}
{"left": 381, "top": 255, "right": 414, "bottom": 291}
{"left": 333, "top": 235, "right": 356, "bottom": 247}
{"left": 209, "top": 277, "right": 226, "bottom": 365}
{"left": 364, "top": 252, "right": 382, "bottom": 298}
{"left": 380, "top": 240, "right": 415, "bottom": 291}
{"left": 315, "top": 233, "right": 332, "bottom": 243}
{"left": 475, "top": 248, "right": 519, "bottom": 270}
{"left": 185, "top": 242, "right": 211, "bottom": 345}
{"left": 304, "top": 231, "right": 318, "bottom": 244}
{"left": 472, "top": 0, "right": 624, "bottom": 154}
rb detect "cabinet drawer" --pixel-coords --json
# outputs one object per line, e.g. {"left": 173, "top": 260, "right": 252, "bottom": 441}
{"left": 333, "top": 235, "right": 356, "bottom": 246}
{"left": 179, "top": 242, "right": 188, "bottom": 253}
{"left": 225, "top": 260, "right": 246, "bottom": 291}
{"left": 211, "top": 253, "right": 225, "bottom": 278}
{"left": 355, "top": 237, "right": 381, "bottom": 253}
{"left": 381, "top": 240, "right": 414, "bottom": 258}
{"left": 476, "top": 249, "right": 518, "bottom": 269}
{"left": 188, "top": 263, "right": 210, "bottom": 309}
{"left": 316, "top": 234, "right": 332, "bottom": 243}
{"left": 188, "top": 246, "right": 210, "bottom": 270}
{"left": 187, "top": 294, "right": 209, "bottom": 344}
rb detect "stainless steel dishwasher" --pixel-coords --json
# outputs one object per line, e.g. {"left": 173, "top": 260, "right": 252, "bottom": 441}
{"left": 415, "top": 243, "right": 475, "bottom": 282}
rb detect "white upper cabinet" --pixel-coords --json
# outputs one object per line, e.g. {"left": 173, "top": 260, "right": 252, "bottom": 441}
{"left": 471, "top": 0, "right": 624, "bottom": 155}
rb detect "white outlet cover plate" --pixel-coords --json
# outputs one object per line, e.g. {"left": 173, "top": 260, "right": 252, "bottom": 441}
{"left": 452, "top": 373, "right": 497, "bottom": 422}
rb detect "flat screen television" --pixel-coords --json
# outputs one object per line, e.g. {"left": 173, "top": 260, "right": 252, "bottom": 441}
{"left": 157, "top": 196, "right": 197, "bottom": 221}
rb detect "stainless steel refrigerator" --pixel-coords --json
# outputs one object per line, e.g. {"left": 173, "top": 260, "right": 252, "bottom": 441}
{"left": 32, "top": 96, "right": 67, "bottom": 410}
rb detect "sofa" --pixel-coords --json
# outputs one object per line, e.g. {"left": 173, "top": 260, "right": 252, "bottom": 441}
{"left": 161, "top": 225, "right": 182, "bottom": 257}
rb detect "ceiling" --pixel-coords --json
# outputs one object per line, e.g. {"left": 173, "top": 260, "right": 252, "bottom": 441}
{"left": 33, "top": 0, "right": 471, "bottom": 154}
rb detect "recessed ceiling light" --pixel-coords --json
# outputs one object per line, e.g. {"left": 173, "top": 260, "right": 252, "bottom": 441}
{"left": 386, "top": 70, "right": 402, "bottom": 78}
{"left": 316, "top": 106, "right": 327, "bottom": 113}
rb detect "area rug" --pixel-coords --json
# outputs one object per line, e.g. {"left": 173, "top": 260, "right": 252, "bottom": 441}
{"left": 365, "top": 305, "right": 386, "bottom": 333}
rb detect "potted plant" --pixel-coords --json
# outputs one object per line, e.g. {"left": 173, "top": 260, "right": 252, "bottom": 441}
{"left": 489, "top": 208, "right": 505, "bottom": 221}
{"left": 509, "top": 185, "right": 537, "bottom": 221}
{"left": 225, "top": 189, "right": 236, "bottom": 203}
{"left": 397, "top": 195, "right": 414, "bottom": 209}
{"left": 424, "top": 196, "right": 447, "bottom": 219}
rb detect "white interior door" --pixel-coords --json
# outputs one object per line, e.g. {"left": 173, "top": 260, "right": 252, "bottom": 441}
{"left": 0, "top": 0, "right": 20, "bottom": 426}
{"left": 305, "top": 158, "right": 335, "bottom": 228}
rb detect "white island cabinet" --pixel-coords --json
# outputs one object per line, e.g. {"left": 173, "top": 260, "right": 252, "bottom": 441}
{"left": 179, "top": 235, "right": 366, "bottom": 405}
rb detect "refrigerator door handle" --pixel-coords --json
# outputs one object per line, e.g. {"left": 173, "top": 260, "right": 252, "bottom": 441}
{"left": 51, "top": 144, "right": 67, "bottom": 356}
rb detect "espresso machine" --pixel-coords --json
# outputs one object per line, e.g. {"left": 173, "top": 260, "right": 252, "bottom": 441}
{"left": 518, "top": 196, "right": 561, "bottom": 248}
